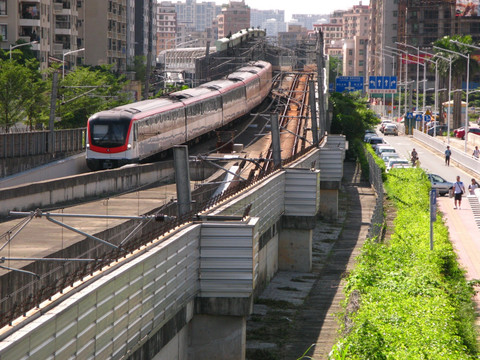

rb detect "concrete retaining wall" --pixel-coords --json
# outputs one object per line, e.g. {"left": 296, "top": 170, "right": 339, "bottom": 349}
{"left": 0, "top": 160, "right": 218, "bottom": 218}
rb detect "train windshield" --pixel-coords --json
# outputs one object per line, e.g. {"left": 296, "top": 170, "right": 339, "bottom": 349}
{"left": 89, "top": 118, "right": 130, "bottom": 148}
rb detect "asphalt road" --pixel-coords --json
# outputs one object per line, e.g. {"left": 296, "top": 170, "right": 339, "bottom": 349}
{"left": 380, "top": 131, "right": 474, "bottom": 188}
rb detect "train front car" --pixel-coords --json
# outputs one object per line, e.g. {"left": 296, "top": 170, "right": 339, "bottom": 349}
{"left": 86, "top": 110, "right": 135, "bottom": 171}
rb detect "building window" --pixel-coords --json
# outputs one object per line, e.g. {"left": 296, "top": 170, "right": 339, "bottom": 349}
{"left": 348, "top": 49, "right": 353, "bottom": 56}
{"left": 392, "top": 23, "right": 397, "bottom": 30}
{"left": 0, "top": 0, "right": 6, "bottom": 15}
{"left": 0, "top": 24, "right": 6, "bottom": 41}
{"left": 393, "top": 11, "right": 398, "bottom": 17}
{"left": 359, "top": 60, "right": 364, "bottom": 67}
{"left": 424, "top": 10, "right": 438, "bottom": 19}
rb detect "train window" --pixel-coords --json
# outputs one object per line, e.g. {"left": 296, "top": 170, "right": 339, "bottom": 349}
{"left": 89, "top": 118, "right": 130, "bottom": 147}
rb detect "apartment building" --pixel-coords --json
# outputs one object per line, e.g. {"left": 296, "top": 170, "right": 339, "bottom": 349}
{"left": 157, "top": 1, "right": 177, "bottom": 53}
{"left": 0, "top": 0, "right": 158, "bottom": 73}
{"left": 0, "top": 0, "right": 78, "bottom": 71}
{"left": 175, "top": 0, "right": 220, "bottom": 32}
{"left": 291, "top": 14, "right": 327, "bottom": 30}
{"left": 216, "top": 0, "right": 250, "bottom": 39}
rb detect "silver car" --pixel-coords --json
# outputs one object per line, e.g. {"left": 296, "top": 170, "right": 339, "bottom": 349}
{"left": 427, "top": 173, "right": 454, "bottom": 196}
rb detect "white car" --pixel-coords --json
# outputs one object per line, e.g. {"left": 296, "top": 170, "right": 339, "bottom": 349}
{"left": 383, "top": 123, "right": 398, "bottom": 136}
{"left": 386, "top": 158, "right": 411, "bottom": 172}
{"left": 376, "top": 145, "right": 396, "bottom": 157}
{"left": 381, "top": 153, "right": 400, "bottom": 164}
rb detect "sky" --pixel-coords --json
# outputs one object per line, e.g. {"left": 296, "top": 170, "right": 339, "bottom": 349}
{"left": 213, "top": 0, "right": 366, "bottom": 21}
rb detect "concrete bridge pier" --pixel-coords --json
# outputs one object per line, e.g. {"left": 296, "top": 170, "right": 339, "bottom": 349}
{"left": 279, "top": 216, "right": 315, "bottom": 272}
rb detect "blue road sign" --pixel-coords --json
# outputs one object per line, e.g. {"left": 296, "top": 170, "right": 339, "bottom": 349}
{"left": 335, "top": 76, "right": 364, "bottom": 92}
{"left": 425, "top": 115, "right": 431, "bottom": 122}
{"left": 406, "top": 112, "right": 414, "bottom": 120}
{"left": 383, "top": 76, "right": 390, "bottom": 90}
{"left": 390, "top": 76, "right": 397, "bottom": 90}
{"left": 368, "top": 76, "right": 397, "bottom": 93}
{"left": 415, "top": 114, "right": 423, "bottom": 122}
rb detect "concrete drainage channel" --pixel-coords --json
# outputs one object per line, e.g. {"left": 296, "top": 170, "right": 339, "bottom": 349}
{"left": 246, "top": 187, "right": 348, "bottom": 359}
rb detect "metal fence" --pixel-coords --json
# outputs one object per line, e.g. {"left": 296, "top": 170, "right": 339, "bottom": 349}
{"left": 366, "top": 150, "right": 385, "bottom": 240}
{"left": 0, "top": 128, "right": 86, "bottom": 158}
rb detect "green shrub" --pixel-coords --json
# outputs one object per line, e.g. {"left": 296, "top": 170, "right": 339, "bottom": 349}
{"left": 334, "top": 168, "right": 478, "bottom": 359}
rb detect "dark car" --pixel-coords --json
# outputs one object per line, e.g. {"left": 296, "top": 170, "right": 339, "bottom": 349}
{"left": 427, "top": 125, "right": 448, "bottom": 136}
{"left": 367, "top": 136, "right": 384, "bottom": 149}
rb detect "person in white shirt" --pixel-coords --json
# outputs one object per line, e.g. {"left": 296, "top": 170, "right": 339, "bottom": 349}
{"left": 453, "top": 176, "right": 466, "bottom": 209}
{"left": 469, "top": 178, "right": 479, "bottom": 195}
{"left": 473, "top": 146, "right": 480, "bottom": 159}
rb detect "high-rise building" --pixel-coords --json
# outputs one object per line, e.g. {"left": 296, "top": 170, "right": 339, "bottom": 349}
{"left": 134, "top": 0, "right": 157, "bottom": 66}
{"left": 157, "top": 1, "right": 177, "bottom": 54}
{"left": 251, "top": 9, "right": 284, "bottom": 27}
{"left": 175, "top": 0, "right": 220, "bottom": 32}
{"left": 216, "top": 0, "right": 250, "bottom": 39}
{"left": 291, "top": 14, "right": 327, "bottom": 30}
{"left": 341, "top": 2, "right": 370, "bottom": 77}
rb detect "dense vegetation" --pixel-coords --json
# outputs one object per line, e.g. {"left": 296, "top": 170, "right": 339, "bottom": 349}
{"left": 331, "top": 164, "right": 478, "bottom": 359}
{"left": 0, "top": 41, "right": 130, "bottom": 132}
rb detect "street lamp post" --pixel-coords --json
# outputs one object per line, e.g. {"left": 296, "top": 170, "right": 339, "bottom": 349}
{"left": 9, "top": 40, "right": 38, "bottom": 60}
{"left": 397, "top": 42, "right": 421, "bottom": 111}
{"left": 383, "top": 47, "right": 403, "bottom": 118}
{"left": 386, "top": 46, "right": 410, "bottom": 113}
{"left": 435, "top": 44, "right": 470, "bottom": 152}
{"left": 377, "top": 51, "right": 396, "bottom": 118}
{"left": 62, "top": 48, "right": 85, "bottom": 80}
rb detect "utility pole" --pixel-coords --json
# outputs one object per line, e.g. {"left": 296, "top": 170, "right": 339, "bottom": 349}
{"left": 316, "top": 29, "right": 326, "bottom": 135}
{"left": 143, "top": 0, "right": 153, "bottom": 99}
{"left": 173, "top": 146, "right": 192, "bottom": 217}
{"left": 270, "top": 114, "right": 282, "bottom": 168}
{"left": 309, "top": 80, "right": 319, "bottom": 146}
{"left": 48, "top": 71, "right": 59, "bottom": 154}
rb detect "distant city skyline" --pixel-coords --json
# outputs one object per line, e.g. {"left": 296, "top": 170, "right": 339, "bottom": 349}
{"left": 213, "top": 0, "right": 366, "bottom": 20}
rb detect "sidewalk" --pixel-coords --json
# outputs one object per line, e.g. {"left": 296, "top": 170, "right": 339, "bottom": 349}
{"left": 438, "top": 194, "right": 480, "bottom": 339}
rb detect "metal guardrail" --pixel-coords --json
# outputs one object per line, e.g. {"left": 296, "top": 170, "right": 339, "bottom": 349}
{"left": 413, "top": 130, "right": 480, "bottom": 176}
{"left": 0, "top": 128, "right": 86, "bottom": 158}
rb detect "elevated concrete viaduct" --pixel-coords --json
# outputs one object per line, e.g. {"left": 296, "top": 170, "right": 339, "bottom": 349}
{"left": 0, "top": 136, "right": 346, "bottom": 359}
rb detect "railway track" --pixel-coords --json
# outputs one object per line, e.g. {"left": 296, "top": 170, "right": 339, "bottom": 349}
{"left": 261, "top": 70, "right": 315, "bottom": 173}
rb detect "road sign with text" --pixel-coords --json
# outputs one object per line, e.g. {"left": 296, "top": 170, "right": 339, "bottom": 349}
{"left": 336, "top": 76, "right": 364, "bottom": 92}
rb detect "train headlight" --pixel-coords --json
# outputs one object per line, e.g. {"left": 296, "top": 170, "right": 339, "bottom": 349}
{"left": 127, "top": 144, "right": 132, "bottom": 149}
{"left": 86, "top": 144, "right": 90, "bottom": 149}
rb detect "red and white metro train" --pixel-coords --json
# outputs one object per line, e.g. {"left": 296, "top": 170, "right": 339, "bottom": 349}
{"left": 86, "top": 60, "right": 272, "bottom": 171}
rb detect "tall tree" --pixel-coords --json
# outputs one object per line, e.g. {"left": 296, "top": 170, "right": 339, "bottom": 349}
{"left": 0, "top": 60, "right": 32, "bottom": 131}
{"left": 330, "top": 92, "right": 379, "bottom": 142}
{"left": 433, "top": 35, "right": 479, "bottom": 129}
{"left": 56, "top": 65, "right": 129, "bottom": 128}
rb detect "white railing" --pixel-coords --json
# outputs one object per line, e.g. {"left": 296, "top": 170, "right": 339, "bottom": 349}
{"left": 413, "top": 130, "right": 480, "bottom": 176}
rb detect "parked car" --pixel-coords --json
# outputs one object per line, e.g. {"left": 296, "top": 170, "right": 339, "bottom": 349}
{"left": 364, "top": 129, "right": 376, "bottom": 142}
{"left": 386, "top": 158, "right": 411, "bottom": 172}
{"left": 367, "top": 136, "right": 384, "bottom": 149}
{"left": 453, "top": 127, "right": 480, "bottom": 139}
{"left": 376, "top": 145, "right": 396, "bottom": 157}
{"left": 380, "top": 120, "right": 393, "bottom": 133}
{"left": 427, "top": 173, "right": 454, "bottom": 196}
{"left": 427, "top": 125, "right": 448, "bottom": 136}
{"left": 381, "top": 153, "right": 400, "bottom": 164}
{"left": 383, "top": 123, "right": 398, "bottom": 136}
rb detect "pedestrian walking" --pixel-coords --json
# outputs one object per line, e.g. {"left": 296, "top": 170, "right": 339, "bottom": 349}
{"left": 473, "top": 146, "right": 480, "bottom": 159}
{"left": 469, "top": 178, "right": 479, "bottom": 195}
{"left": 445, "top": 146, "right": 451, "bottom": 166}
{"left": 453, "top": 176, "right": 466, "bottom": 209}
